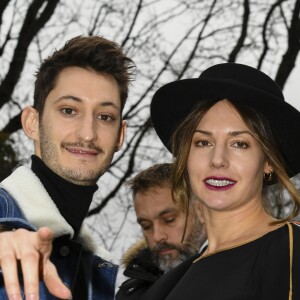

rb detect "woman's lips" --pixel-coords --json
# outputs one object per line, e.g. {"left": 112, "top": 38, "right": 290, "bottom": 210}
{"left": 204, "top": 177, "right": 236, "bottom": 191}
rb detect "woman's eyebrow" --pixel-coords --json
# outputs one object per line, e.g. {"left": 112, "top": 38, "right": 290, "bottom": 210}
{"left": 194, "top": 129, "right": 253, "bottom": 136}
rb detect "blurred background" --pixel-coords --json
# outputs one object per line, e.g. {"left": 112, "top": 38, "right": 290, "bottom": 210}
{"left": 0, "top": 0, "right": 300, "bottom": 264}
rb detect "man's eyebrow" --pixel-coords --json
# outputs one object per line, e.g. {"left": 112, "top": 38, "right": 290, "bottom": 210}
{"left": 137, "top": 217, "right": 147, "bottom": 224}
{"left": 194, "top": 129, "right": 253, "bottom": 136}
{"left": 158, "top": 208, "right": 178, "bottom": 217}
{"left": 56, "top": 95, "right": 82, "bottom": 102}
{"left": 55, "top": 95, "right": 120, "bottom": 110}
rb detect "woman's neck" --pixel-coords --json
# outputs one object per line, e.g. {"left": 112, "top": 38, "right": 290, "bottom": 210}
{"left": 201, "top": 200, "right": 279, "bottom": 254}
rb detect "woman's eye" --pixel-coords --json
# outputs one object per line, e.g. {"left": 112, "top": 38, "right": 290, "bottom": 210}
{"left": 98, "top": 114, "right": 113, "bottom": 121}
{"left": 61, "top": 107, "right": 75, "bottom": 115}
{"left": 232, "top": 141, "right": 248, "bottom": 149}
{"left": 196, "top": 140, "right": 211, "bottom": 147}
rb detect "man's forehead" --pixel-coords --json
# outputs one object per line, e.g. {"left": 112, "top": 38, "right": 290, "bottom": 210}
{"left": 134, "top": 185, "right": 184, "bottom": 218}
{"left": 46, "top": 67, "right": 122, "bottom": 108}
{"left": 136, "top": 206, "right": 182, "bottom": 223}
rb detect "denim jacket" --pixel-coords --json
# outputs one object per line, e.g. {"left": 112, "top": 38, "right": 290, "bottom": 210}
{"left": 0, "top": 166, "right": 118, "bottom": 299}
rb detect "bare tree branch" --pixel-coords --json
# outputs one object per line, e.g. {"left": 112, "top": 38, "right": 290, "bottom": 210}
{"left": 177, "top": 0, "right": 217, "bottom": 79}
{"left": 275, "top": 0, "right": 300, "bottom": 88}
{"left": 121, "top": 0, "right": 143, "bottom": 46}
{"left": 124, "top": 17, "right": 205, "bottom": 120}
{"left": 257, "top": 0, "right": 287, "bottom": 69}
{"left": 228, "top": 0, "right": 250, "bottom": 62}
{"left": 1, "top": 111, "right": 21, "bottom": 134}
{"left": 0, "top": 0, "right": 60, "bottom": 111}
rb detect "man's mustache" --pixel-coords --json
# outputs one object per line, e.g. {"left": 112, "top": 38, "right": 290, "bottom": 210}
{"left": 61, "top": 141, "right": 103, "bottom": 154}
{"left": 153, "top": 242, "right": 181, "bottom": 254}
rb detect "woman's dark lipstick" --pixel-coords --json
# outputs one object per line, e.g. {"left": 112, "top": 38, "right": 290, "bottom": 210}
{"left": 204, "top": 177, "right": 236, "bottom": 191}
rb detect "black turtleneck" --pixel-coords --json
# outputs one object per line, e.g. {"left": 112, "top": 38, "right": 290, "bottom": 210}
{"left": 31, "top": 155, "right": 97, "bottom": 237}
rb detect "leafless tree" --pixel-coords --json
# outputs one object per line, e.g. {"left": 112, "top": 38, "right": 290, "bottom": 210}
{"left": 0, "top": 0, "right": 299, "bottom": 260}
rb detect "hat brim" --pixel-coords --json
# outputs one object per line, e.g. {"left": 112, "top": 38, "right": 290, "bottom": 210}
{"left": 151, "top": 78, "right": 300, "bottom": 177}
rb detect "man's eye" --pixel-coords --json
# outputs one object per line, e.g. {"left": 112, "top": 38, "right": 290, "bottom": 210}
{"left": 141, "top": 224, "right": 151, "bottom": 231}
{"left": 61, "top": 108, "right": 75, "bottom": 115}
{"left": 165, "top": 218, "right": 175, "bottom": 224}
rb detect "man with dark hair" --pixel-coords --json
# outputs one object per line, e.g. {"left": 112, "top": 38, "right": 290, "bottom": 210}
{"left": 0, "top": 35, "right": 134, "bottom": 300}
{"left": 116, "top": 163, "right": 206, "bottom": 299}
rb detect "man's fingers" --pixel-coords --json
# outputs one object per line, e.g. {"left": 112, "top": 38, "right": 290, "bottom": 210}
{"left": 37, "top": 227, "right": 53, "bottom": 242}
{"left": 19, "top": 245, "right": 41, "bottom": 299}
{"left": 1, "top": 251, "right": 22, "bottom": 300}
{"left": 0, "top": 228, "right": 71, "bottom": 299}
{"left": 37, "top": 227, "right": 53, "bottom": 262}
{"left": 44, "top": 262, "right": 72, "bottom": 299}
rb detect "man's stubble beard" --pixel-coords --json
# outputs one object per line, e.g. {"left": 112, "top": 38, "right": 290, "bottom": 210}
{"left": 38, "top": 124, "right": 114, "bottom": 186}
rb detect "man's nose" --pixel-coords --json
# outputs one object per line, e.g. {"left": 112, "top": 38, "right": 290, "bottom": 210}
{"left": 75, "top": 114, "right": 98, "bottom": 142}
{"left": 153, "top": 225, "right": 167, "bottom": 244}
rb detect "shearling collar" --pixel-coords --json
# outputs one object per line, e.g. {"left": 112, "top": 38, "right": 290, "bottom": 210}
{"left": 0, "top": 166, "right": 114, "bottom": 262}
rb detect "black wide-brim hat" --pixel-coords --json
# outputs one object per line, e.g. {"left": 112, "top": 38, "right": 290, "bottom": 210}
{"left": 151, "top": 63, "right": 300, "bottom": 177}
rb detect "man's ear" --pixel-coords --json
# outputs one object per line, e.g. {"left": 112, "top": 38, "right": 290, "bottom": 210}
{"left": 21, "top": 106, "right": 40, "bottom": 141}
{"left": 115, "top": 120, "right": 126, "bottom": 152}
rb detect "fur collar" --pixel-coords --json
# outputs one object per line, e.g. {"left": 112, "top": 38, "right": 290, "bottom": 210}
{"left": 121, "top": 239, "right": 147, "bottom": 267}
{"left": 0, "top": 166, "right": 114, "bottom": 262}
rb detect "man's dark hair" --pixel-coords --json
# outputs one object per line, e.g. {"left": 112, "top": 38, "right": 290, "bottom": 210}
{"left": 34, "top": 35, "right": 135, "bottom": 116}
{"left": 127, "top": 163, "right": 173, "bottom": 196}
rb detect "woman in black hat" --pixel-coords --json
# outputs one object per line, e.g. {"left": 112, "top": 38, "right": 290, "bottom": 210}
{"left": 147, "top": 63, "right": 300, "bottom": 299}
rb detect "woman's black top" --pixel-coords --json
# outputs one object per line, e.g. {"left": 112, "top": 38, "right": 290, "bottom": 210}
{"left": 144, "top": 223, "right": 300, "bottom": 300}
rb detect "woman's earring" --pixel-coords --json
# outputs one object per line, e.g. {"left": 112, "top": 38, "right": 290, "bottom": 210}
{"left": 264, "top": 172, "right": 273, "bottom": 182}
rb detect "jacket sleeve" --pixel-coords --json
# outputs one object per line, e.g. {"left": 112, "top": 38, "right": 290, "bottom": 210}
{"left": 0, "top": 188, "right": 35, "bottom": 231}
